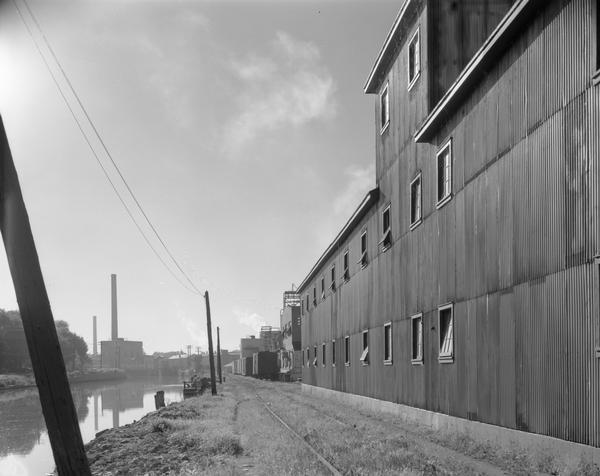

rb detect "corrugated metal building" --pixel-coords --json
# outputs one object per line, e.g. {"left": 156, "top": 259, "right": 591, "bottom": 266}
{"left": 299, "top": 0, "right": 600, "bottom": 447}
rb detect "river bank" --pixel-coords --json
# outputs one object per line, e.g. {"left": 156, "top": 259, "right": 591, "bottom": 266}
{"left": 0, "top": 369, "right": 127, "bottom": 390}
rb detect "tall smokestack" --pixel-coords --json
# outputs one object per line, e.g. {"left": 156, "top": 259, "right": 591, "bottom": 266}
{"left": 111, "top": 274, "right": 118, "bottom": 341}
{"left": 93, "top": 315, "right": 97, "bottom": 355}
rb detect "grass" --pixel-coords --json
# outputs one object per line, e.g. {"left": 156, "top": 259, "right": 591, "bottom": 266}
{"left": 0, "top": 373, "right": 35, "bottom": 388}
{"left": 86, "top": 392, "right": 243, "bottom": 475}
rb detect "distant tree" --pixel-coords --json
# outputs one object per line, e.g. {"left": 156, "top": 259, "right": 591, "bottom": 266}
{"left": 0, "top": 311, "right": 90, "bottom": 373}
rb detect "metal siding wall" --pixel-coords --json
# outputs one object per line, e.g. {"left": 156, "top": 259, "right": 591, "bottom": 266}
{"left": 301, "top": 0, "right": 600, "bottom": 449}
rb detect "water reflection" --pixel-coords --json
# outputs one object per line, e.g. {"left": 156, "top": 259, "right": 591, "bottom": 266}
{"left": 0, "top": 377, "right": 182, "bottom": 476}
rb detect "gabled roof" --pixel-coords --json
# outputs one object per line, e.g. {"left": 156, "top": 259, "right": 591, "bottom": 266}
{"left": 364, "top": 0, "right": 419, "bottom": 94}
{"left": 298, "top": 188, "right": 379, "bottom": 293}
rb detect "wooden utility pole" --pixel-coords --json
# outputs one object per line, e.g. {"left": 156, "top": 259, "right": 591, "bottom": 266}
{"left": 216, "top": 326, "right": 222, "bottom": 384}
{"left": 204, "top": 291, "right": 217, "bottom": 395}
{"left": 0, "top": 117, "right": 90, "bottom": 474}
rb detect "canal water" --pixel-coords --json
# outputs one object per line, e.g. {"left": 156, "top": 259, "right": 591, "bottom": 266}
{"left": 0, "top": 377, "right": 183, "bottom": 476}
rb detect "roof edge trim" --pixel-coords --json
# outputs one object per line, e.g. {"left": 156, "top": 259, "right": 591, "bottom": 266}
{"left": 364, "top": 0, "right": 413, "bottom": 94}
{"left": 297, "top": 187, "right": 380, "bottom": 293}
{"left": 414, "top": 0, "right": 543, "bottom": 143}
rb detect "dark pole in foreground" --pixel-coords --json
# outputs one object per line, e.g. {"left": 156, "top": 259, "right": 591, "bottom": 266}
{"left": 0, "top": 117, "right": 90, "bottom": 475}
{"left": 204, "top": 291, "right": 217, "bottom": 395}
{"left": 216, "top": 326, "right": 222, "bottom": 384}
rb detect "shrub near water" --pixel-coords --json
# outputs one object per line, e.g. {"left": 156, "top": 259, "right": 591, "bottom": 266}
{"left": 86, "top": 392, "right": 243, "bottom": 475}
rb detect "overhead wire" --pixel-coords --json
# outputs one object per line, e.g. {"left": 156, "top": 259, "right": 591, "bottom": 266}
{"left": 13, "top": 0, "right": 204, "bottom": 297}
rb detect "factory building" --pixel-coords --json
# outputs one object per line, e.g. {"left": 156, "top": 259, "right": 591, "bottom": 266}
{"left": 100, "top": 274, "right": 145, "bottom": 371}
{"left": 299, "top": 0, "right": 600, "bottom": 449}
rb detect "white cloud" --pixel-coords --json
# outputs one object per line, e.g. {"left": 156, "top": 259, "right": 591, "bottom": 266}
{"left": 333, "top": 164, "right": 375, "bottom": 217}
{"left": 314, "top": 164, "right": 375, "bottom": 250}
{"left": 233, "top": 307, "right": 267, "bottom": 334}
{"left": 224, "top": 31, "right": 336, "bottom": 157}
{"left": 177, "top": 308, "right": 206, "bottom": 349}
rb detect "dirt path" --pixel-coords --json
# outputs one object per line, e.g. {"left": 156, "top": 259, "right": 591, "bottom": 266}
{"left": 230, "top": 376, "right": 510, "bottom": 476}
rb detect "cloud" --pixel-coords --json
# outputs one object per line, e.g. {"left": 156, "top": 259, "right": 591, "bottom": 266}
{"left": 224, "top": 31, "right": 336, "bottom": 157}
{"left": 233, "top": 307, "right": 267, "bottom": 334}
{"left": 177, "top": 308, "right": 206, "bottom": 348}
{"left": 333, "top": 164, "right": 375, "bottom": 217}
{"left": 313, "top": 164, "right": 375, "bottom": 250}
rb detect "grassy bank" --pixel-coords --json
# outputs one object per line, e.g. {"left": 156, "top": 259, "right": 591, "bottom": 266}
{"left": 0, "top": 373, "right": 35, "bottom": 389}
{"left": 86, "top": 392, "right": 242, "bottom": 475}
{"left": 0, "top": 369, "right": 127, "bottom": 390}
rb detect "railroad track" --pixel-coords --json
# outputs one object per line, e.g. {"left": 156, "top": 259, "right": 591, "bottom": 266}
{"left": 255, "top": 392, "right": 343, "bottom": 476}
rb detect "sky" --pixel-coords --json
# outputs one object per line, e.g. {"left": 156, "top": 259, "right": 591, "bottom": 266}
{"left": 0, "top": 0, "right": 400, "bottom": 353}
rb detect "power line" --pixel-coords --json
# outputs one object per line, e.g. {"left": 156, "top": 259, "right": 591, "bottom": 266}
{"left": 13, "top": 0, "right": 203, "bottom": 296}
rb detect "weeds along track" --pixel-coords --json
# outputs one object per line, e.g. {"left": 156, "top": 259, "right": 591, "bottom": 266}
{"left": 239, "top": 377, "right": 507, "bottom": 476}
{"left": 255, "top": 392, "right": 343, "bottom": 476}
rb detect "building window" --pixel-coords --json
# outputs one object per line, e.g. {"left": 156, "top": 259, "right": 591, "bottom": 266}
{"left": 344, "top": 336, "right": 350, "bottom": 366}
{"left": 438, "top": 304, "right": 454, "bottom": 363}
{"left": 383, "top": 322, "right": 392, "bottom": 364}
{"left": 322, "top": 343, "right": 326, "bottom": 366}
{"left": 330, "top": 265, "right": 336, "bottom": 292}
{"left": 313, "top": 345, "right": 318, "bottom": 366}
{"left": 313, "top": 286, "right": 317, "bottom": 306}
{"left": 408, "top": 28, "right": 420, "bottom": 89}
{"left": 359, "top": 230, "right": 368, "bottom": 268}
{"left": 305, "top": 295, "right": 309, "bottom": 312}
{"left": 360, "top": 330, "right": 369, "bottom": 365}
{"left": 436, "top": 139, "right": 452, "bottom": 207}
{"left": 411, "top": 313, "right": 423, "bottom": 364}
{"left": 410, "top": 174, "right": 422, "bottom": 229}
{"left": 320, "top": 276, "right": 325, "bottom": 300}
{"left": 332, "top": 339, "right": 336, "bottom": 366}
{"left": 302, "top": 347, "right": 305, "bottom": 366}
{"left": 380, "top": 205, "right": 391, "bottom": 250}
{"left": 343, "top": 250, "right": 350, "bottom": 281}
{"left": 301, "top": 301, "right": 304, "bottom": 316}
{"left": 380, "top": 83, "right": 389, "bottom": 134}
{"left": 306, "top": 347, "right": 310, "bottom": 367}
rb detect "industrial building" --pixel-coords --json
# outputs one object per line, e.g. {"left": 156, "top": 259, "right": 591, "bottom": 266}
{"left": 299, "top": 0, "right": 600, "bottom": 449}
{"left": 100, "top": 274, "right": 145, "bottom": 371}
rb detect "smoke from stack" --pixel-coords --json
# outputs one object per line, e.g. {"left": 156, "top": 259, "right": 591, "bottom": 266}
{"left": 111, "top": 274, "right": 118, "bottom": 341}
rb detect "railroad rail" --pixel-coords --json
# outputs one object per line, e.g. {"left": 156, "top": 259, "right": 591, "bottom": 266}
{"left": 255, "top": 393, "right": 342, "bottom": 476}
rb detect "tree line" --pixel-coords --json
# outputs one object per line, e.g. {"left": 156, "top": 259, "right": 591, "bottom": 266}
{"left": 0, "top": 309, "right": 90, "bottom": 373}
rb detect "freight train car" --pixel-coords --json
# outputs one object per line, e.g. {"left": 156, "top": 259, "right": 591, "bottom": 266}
{"left": 252, "top": 351, "right": 278, "bottom": 380}
{"left": 241, "top": 356, "right": 253, "bottom": 376}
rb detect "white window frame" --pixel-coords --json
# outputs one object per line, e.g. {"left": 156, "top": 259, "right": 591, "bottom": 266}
{"left": 407, "top": 27, "right": 420, "bottom": 90}
{"left": 379, "top": 204, "right": 392, "bottom": 251}
{"left": 358, "top": 230, "right": 368, "bottom": 268}
{"left": 344, "top": 335, "right": 350, "bottom": 366}
{"left": 383, "top": 322, "right": 393, "bottom": 365}
{"left": 411, "top": 313, "right": 424, "bottom": 365}
{"left": 343, "top": 250, "right": 350, "bottom": 282}
{"left": 410, "top": 173, "right": 422, "bottom": 230}
{"left": 436, "top": 138, "right": 453, "bottom": 208}
{"left": 438, "top": 304, "right": 454, "bottom": 363}
{"left": 330, "top": 265, "right": 336, "bottom": 292}
{"left": 380, "top": 82, "right": 390, "bottom": 134}
{"left": 360, "top": 329, "right": 369, "bottom": 365}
